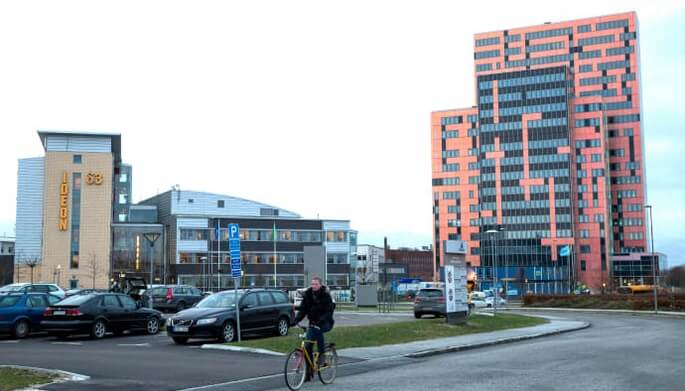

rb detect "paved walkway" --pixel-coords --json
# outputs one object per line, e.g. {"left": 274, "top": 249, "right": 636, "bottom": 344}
{"left": 338, "top": 315, "right": 589, "bottom": 360}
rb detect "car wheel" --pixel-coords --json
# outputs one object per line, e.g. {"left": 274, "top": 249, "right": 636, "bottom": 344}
{"left": 172, "top": 337, "right": 188, "bottom": 345}
{"left": 91, "top": 319, "right": 107, "bottom": 339}
{"left": 218, "top": 321, "right": 236, "bottom": 343}
{"left": 487, "top": 304, "right": 492, "bottom": 308}
{"left": 176, "top": 301, "right": 186, "bottom": 312}
{"left": 13, "top": 320, "right": 30, "bottom": 339}
{"left": 146, "top": 317, "right": 160, "bottom": 335}
{"left": 414, "top": 312, "right": 422, "bottom": 319}
{"left": 275, "top": 317, "right": 289, "bottom": 337}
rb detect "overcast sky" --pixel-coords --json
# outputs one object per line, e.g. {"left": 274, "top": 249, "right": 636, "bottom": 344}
{"left": 0, "top": 0, "right": 683, "bottom": 266}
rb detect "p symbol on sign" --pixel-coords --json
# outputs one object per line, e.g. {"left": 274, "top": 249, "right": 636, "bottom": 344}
{"left": 231, "top": 226, "right": 238, "bottom": 237}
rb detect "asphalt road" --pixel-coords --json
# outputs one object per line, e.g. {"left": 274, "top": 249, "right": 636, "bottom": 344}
{"left": 0, "top": 311, "right": 408, "bottom": 390}
{"left": 3, "top": 311, "right": 682, "bottom": 390}
{"left": 267, "top": 311, "right": 683, "bottom": 391}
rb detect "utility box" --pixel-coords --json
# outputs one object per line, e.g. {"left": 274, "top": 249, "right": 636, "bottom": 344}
{"left": 355, "top": 283, "right": 378, "bottom": 307}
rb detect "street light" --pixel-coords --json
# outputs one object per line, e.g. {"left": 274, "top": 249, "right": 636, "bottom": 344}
{"left": 486, "top": 228, "right": 499, "bottom": 316}
{"left": 645, "top": 205, "right": 658, "bottom": 314}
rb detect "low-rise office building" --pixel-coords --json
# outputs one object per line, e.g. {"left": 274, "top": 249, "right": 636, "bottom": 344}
{"left": 0, "top": 236, "right": 14, "bottom": 285}
{"left": 140, "top": 190, "right": 356, "bottom": 291}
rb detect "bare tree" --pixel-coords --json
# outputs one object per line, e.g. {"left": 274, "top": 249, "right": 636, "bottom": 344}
{"left": 86, "top": 253, "right": 104, "bottom": 289}
{"left": 665, "top": 266, "right": 685, "bottom": 288}
{"left": 23, "top": 256, "right": 41, "bottom": 284}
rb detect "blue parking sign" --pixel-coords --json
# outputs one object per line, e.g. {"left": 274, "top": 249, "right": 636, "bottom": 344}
{"left": 228, "top": 223, "right": 241, "bottom": 278}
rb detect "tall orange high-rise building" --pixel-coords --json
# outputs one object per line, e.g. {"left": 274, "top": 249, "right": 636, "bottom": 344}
{"left": 432, "top": 12, "right": 647, "bottom": 292}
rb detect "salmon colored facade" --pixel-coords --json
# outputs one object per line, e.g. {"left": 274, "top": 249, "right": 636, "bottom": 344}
{"left": 432, "top": 12, "right": 647, "bottom": 291}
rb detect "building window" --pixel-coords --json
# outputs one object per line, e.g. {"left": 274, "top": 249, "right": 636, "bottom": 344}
{"left": 69, "top": 279, "right": 79, "bottom": 289}
{"left": 73, "top": 155, "right": 82, "bottom": 164}
{"left": 119, "top": 194, "right": 128, "bottom": 205}
{"left": 118, "top": 213, "right": 127, "bottom": 222}
{"left": 581, "top": 260, "right": 587, "bottom": 271}
{"left": 119, "top": 173, "right": 128, "bottom": 183}
{"left": 580, "top": 245, "right": 591, "bottom": 254}
{"left": 188, "top": 199, "right": 194, "bottom": 204}
{"left": 217, "top": 200, "right": 225, "bottom": 208}
{"left": 70, "top": 173, "right": 82, "bottom": 269}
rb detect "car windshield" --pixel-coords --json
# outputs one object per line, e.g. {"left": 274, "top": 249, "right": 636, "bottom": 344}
{"left": 419, "top": 289, "right": 443, "bottom": 298}
{"left": 0, "top": 295, "right": 22, "bottom": 307}
{"left": 196, "top": 292, "right": 237, "bottom": 308}
{"left": 55, "top": 294, "right": 95, "bottom": 306}
{"left": 0, "top": 284, "right": 25, "bottom": 293}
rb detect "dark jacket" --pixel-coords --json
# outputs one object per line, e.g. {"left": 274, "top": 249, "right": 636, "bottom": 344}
{"left": 294, "top": 286, "right": 335, "bottom": 326}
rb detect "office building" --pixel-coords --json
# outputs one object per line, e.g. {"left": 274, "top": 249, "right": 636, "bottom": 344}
{"left": 386, "top": 247, "right": 434, "bottom": 282}
{"left": 0, "top": 236, "right": 14, "bottom": 285}
{"left": 431, "top": 12, "right": 647, "bottom": 292}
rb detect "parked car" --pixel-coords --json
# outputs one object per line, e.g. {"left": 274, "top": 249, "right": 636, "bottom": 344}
{"left": 41, "top": 292, "right": 163, "bottom": 339}
{"left": 167, "top": 289, "right": 295, "bottom": 344}
{"left": 485, "top": 296, "right": 507, "bottom": 307}
{"left": 0, "top": 293, "right": 62, "bottom": 338}
{"left": 110, "top": 277, "right": 148, "bottom": 305}
{"left": 414, "top": 288, "right": 446, "bottom": 318}
{"left": 468, "top": 291, "right": 488, "bottom": 312}
{"left": 144, "top": 285, "right": 204, "bottom": 312}
{"left": 65, "top": 288, "right": 108, "bottom": 297}
{"left": 0, "top": 283, "right": 66, "bottom": 299}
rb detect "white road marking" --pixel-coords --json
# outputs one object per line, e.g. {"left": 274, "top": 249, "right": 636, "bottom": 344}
{"left": 51, "top": 342, "right": 83, "bottom": 346}
{"left": 117, "top": 343, "right": 151, "bottom": 347}
{"left": 0, "top": 340, "right": 20, "bottom": 343}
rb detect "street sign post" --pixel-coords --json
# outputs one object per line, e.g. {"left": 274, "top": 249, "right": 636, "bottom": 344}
{"left": 228, "top": 223, "right": 241, "bottom": 342}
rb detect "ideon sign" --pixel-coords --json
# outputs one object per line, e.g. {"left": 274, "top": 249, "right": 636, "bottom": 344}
{"left": 59, "top": 172, "right": 69, "bottom": 231}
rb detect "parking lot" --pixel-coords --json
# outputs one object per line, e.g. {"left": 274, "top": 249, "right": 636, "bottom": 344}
{"left": 0, "top": 311, "right": 411, "bottom": 390}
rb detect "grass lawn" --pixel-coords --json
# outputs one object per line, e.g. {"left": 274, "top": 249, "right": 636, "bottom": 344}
{"left": 0, "top": 367, "right": 58, "bottom": 391}
{"left": 228, "top": 313, "right": 547, "bottom": 354}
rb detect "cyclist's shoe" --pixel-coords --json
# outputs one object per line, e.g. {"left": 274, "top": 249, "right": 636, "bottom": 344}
{"left": 318, "top": 353, "right": 327, "bottom": 368}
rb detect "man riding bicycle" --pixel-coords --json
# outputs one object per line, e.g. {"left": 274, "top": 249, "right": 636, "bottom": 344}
{"left": 293, "top": 276, "right": 335, "bottom": 381}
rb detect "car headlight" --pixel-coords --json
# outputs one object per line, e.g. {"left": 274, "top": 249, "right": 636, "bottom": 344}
{"left": 196, "top": 318, "right": 217, "bottom": 326}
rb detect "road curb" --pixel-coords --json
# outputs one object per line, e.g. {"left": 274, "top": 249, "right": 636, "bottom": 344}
{"left": 504, "top": 307, "right": 685, "bottom": 318}
{"left": 200, "top": 344, "right": 285, "bottom": 356}
{"left": 0, "top": 364, "right": 90, "bottom": 390}
{"left": 404, "top": 321, "right": 591, "bottom": 359}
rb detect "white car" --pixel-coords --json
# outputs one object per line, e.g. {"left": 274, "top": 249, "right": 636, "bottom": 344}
{"left": 468, "top": 291, "right": 488, "bottom": 311}
{"left": 0, "top": 283, "right": 66, "bottom": 299}
{"left": 485, "top": 296, "right": 507, "bottom": 307}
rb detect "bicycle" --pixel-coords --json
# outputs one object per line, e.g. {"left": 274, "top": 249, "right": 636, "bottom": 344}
{"left": 284, "top": 326, "right": 338, "bottom": 390}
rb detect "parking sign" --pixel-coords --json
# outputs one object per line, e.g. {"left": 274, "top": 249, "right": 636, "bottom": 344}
{"left": 229, "top": 223, "right": 241, "bottom": 278}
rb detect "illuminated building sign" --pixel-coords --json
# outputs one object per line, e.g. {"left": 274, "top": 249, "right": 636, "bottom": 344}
{"left": 86, "top": 172, "right": 103, "bottom": 185}
{"left": 59, "top": 172, "right": 69, "bottom": 231}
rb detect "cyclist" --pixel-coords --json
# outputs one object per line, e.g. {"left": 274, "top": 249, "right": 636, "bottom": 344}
{"left": 293, "top": 276, "right": 335, "bottom": 381}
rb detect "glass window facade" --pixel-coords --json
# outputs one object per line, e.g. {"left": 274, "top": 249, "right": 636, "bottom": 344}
{"left": 70, "top": 173, "right": 81, "bottom": 269}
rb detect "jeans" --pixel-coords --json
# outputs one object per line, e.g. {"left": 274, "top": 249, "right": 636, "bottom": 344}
{"left": 305, "top": 322, "right": 332, "bottom": 370}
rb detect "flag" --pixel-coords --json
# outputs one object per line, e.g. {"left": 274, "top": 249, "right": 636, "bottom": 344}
{"left": 560, "top": 245, "right": 571, "bottom": 257}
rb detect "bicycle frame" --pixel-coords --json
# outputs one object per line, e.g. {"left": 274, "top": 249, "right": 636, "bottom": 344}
{"left": 295, "top": 337, "right": 322, "bottom": 372}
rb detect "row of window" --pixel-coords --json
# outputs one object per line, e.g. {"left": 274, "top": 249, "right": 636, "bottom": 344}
{"left": 527, "top": 117, "right": 568, "bottom": 128}
{"left": 610, "top": 148, "right": 625, "bottom": 157}
{"left": 579, "top": 89, "right": 617, "bottom": 97}
{"left": 608, "top": 114, "right": 640, "bottom": 124}
{"left": 576, "top": 154, "right": 603, "bottom": 163}
{"left": 605, "top": 101, "right": 632, "bottom": 111}
{"left": 576, "top": 139, "right": 601, "bottom": 148}
{"left": 441, "top": 116, "right": 463, "bottom": 125}
{"left": 611, "top": 176, "right": 641, "bottom": 185}
{"left": 505, "top": 34, "right": 521, "bottom": 42}
{"left": 575, "top": 118, "right": 601, "bottom": 127}
{"left": 178, "top": 228, "right": 347, "bottom": 243}
{"left": 433, "top": 177, "right": 460, "bottom": 186}
{"left": 578, "top": 50, "right": 601, "bottom": 59}
{"left": 506, "top": 54, "right": 574, "bottom": 68}
{"left": 442, "top": 163, "right": 460, "bottom": 172}
{"left": 476, "top": 36, "right": 500, "bottom": 47}
{"left": 442, "top": 191, "right": 460, "bottom": 200}
{"left": 607, "top": 46, "right": 634, "bottom": 56}
{"left": 442, "top": 149, "right": 459, "bottom": 158}
{"left": 578, "top": 64, "right": 593, "bottom": 73}
{"left": 529, "top": 138, "right": 569, "bottom": 149}
{"left": 504, "top": 47, "right": 521, "bottom": 55}
{"left": 527, "top": 41, "right": 565, "bottom": 53}
{"left": 619, "top": 218, "right": 643, "bottom": 226}
{"left": 579, "top": 75, "right": 616, "bottom": 86}
{"left": 530, "top": 168, "right": 570, "bottom": 179}
{"left": 443, "top": 130, "right": 459, "bottom": 138}
{"left": 577, "top": 34, "right": 615, "bottom": 46}
{"left": 526, "top": 87, "right": 566, "bottom": 99}
{"left": 491, "top": 72, "right": 566, "bottom": 88}
{"left": 525, "top": 27, "right": 573, "bottom": 40}
{"left": 622, "top": 73, "right": 636, "bottom": 81}
{"left": 475, "top": 49, "right": 500, "bottom": 59}
{"left": 577, "top": 24, "right": 592, "bottom": 33}
{"left": 598, "top": 60, "right": 630, "bottom": 71}
{"left": 476, "top": 63, "right": 492, "bottom": 72}
{"left": 596, "top": 19, "right": 629, "bottom": 31}
{"left": 616, "top": 190, "right": 638, "bottom": 198}
{"left": 529, "top": 154, "right": 570, "bottom": 164}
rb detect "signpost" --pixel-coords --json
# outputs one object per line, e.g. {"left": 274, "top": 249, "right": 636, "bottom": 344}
{"left": 228, "top": 223, "right": 241, "bottom": 342}
{"left": 443, "top": 240, "right": 468, "bottom": 325}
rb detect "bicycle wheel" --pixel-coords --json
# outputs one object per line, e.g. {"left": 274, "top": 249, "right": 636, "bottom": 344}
{"left": 318, "top": 345, "right": 338, "bottom": 384}
{"left": 284, "top": 348, "right": 307, "bottom": 391}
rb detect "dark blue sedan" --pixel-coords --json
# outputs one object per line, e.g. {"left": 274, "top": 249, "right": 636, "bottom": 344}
{"left": 0, "top": 293, "right": 61, "bottom": 338}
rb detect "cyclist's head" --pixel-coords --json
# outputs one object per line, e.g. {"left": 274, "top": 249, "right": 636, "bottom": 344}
{"left": 311, "top": 277, "right": 322, "bottom": 291}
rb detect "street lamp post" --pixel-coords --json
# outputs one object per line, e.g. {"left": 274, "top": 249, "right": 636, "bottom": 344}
{"left": 486, "top": 228, "right": 499, "bottom": 316}
{"left": 645, "top": 205, "right": 657, "bottom": 314}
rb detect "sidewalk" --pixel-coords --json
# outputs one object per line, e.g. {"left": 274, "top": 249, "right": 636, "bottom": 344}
{"left": 503, "top": 307, "right": 685, "bottom": 318}
{"left": 337, "top": 315, "right": 589, "bottom": 360}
